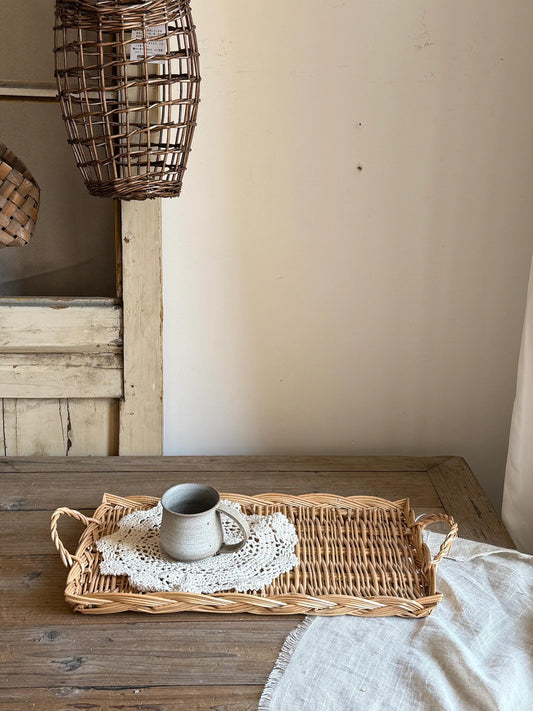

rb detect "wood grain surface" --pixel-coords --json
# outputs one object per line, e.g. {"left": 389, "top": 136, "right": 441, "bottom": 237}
{"left": 0, "top": 455, "right": 514, "bottom": 709}
{"left": 119, "top": 201, "right": 163, "bottom": 456}
{"left": 0, "top": 297, "right": 123, "bottom": 457}
{"left": 1, "top": 399, "right": 119, "bottom": 457}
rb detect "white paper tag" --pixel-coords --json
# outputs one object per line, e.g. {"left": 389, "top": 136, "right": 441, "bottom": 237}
{"left": 130, "top": 25, "right": 167, "bottom": 62}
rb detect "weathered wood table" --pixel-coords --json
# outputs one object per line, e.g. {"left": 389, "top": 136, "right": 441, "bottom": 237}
{"left": 0, "top": 456, "right": 514, "bottom": 710}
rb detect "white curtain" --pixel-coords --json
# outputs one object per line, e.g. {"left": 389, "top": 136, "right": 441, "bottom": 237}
{"left": 503, "top": 253, "right": 533, "bottom": 554}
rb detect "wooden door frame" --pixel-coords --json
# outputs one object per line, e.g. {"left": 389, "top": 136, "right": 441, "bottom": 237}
{"left": 0, "top": 203, "right": 164, "bottom": 456}
{"left": 119, "top": 200, "right": 163, "bottom": 455}
{"left": 0, "top": 89, "right": 164, "bottom": 456}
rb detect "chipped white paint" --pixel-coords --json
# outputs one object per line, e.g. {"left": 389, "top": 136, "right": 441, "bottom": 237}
{"left": 0, "top": 298, "right": 121, "bottom": 353}
{"left": 0, "top": 353, "right": 122, "bottom": 398}
{"left": 1, "top": 398, "right": 119, "bottom": 456}
{"left": 0, "top": 297, "right": 123, "bottom": 455}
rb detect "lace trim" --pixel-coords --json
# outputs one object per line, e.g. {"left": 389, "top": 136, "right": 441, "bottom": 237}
{"left": 96, "top": 501, "right": 299, "bottom": 594}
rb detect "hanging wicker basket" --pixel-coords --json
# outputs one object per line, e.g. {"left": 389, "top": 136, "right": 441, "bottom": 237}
{"left": 0, "top": 143, "right": 40, "bottom": 248}
{"left": 54, "top": 0, "right": 201, "bottom": 200}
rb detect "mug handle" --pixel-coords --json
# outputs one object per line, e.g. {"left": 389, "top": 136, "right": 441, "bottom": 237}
{"left": 216, "top": 501, "right": 251, "bottom": 554}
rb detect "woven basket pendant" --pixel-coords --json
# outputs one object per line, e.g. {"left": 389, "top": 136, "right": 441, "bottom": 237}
{"left": 54, "top": 0, "right": 201, "bottom": 200}
{"left": 0, "top": 143, "right": 40, "bottom": 248}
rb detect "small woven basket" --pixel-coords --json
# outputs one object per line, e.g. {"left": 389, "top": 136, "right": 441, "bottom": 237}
{"left": 54, "top": 0, "right": 201, "bottom": 200}
{"left": 0, "top": 143, "right": 40, "bottom": 248}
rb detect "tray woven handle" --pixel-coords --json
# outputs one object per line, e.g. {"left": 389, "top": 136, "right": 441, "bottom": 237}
{"left": 414, "top": 513, "right": 458, "bottom": 565}
{"left": 50, "top": 507, "right": 100, "bottom": 568}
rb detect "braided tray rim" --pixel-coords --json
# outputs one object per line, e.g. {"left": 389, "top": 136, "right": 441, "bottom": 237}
{"left": 51, "top": 492, "right": 458, "bottom": 618}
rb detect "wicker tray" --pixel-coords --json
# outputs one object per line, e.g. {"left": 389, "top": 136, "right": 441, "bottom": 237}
{"left": 50, "top": 493, "right": 457, "bottom": 618}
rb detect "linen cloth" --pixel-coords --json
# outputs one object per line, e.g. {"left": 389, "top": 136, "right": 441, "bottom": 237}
{"left": 259, "top": 533, "right": 533, "bottom": 711}
{"left": 503, "top": 251, "right": 533, "bottom": 553}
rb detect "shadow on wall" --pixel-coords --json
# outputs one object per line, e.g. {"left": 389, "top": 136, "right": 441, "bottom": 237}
{"left": 0, "top": 103, "right": 115, "bottom": 297}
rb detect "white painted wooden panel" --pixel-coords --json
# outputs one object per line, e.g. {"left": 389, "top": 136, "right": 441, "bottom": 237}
{"left": 119, "top": 201, "right": 163, "bottom": 455}
{"left": 0, "top": 298, "right": 123, "bottom": 455}
{"left": 1, "top": 399, "right": 119, "bottom": 456}
{"left": 0, "top": 299, "right": 121, "bottom": 353}
{"left": 0, "top": 353, "right": 122, "bottom": 398}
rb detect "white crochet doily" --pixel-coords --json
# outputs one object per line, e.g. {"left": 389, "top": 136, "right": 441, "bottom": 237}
{"left": 96, "top": 501, "right": 299, "bottom": 594}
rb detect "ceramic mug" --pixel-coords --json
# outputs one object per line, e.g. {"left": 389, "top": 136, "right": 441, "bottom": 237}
{"left": 160, "top": 483, "right": 250, "bottom": 561}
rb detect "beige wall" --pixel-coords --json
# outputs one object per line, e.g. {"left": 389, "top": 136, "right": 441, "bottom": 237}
{"left": 163, "top": 0, "right": 533, "bottom": 509}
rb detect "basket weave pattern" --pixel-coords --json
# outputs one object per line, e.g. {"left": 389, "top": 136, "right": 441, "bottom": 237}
{"left": 0, "top": 143, "right": 40, "bottom": 248}
{"left": 54, "top": 0, "right": 200, "bottom": 200}
{"left": 51, "top": 493, "right": 458, "bottom": 617}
